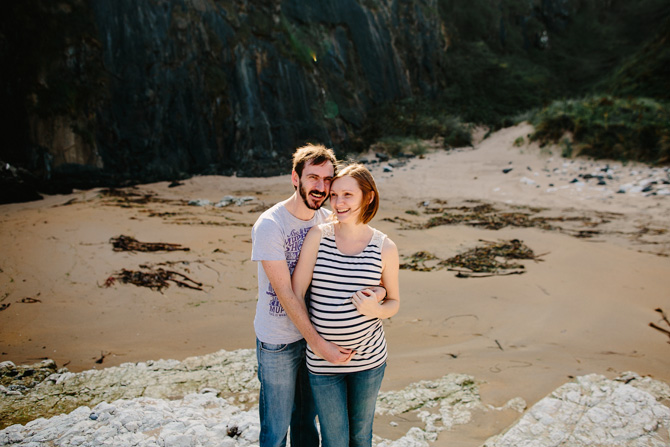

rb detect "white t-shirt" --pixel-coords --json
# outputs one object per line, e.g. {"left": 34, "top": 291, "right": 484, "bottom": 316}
{"left": 251, "top": 200, "right": 331, "bottom": 344}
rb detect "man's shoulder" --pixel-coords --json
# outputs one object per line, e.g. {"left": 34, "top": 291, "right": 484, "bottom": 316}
{"left": 315, "top": 207, "right": 332, "bottom": 222}
{"left": 254, "top": 201, "right": 288, "bottom": 225}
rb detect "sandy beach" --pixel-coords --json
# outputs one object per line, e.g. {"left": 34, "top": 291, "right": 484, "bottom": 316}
{"left": 1, "top": 123, "right": 669, "bottom": 446}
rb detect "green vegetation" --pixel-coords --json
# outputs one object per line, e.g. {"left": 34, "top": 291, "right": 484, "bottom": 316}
{"left": 371, "top": 136, "right": 428, "bottom": 157}
{"left": 364, "top": 0, "right": 670, "bottom": 164}
{"left": 530, "top": 96, "right": 670, "bottom": 164}
{"left": 363, "top": 98, "right": 472, "bottom": 152}
{"left": 599, "top": 17, "right": 670, "bottom": 101}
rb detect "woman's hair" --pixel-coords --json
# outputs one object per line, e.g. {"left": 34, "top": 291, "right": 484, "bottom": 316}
{"left": 333, "top": 163, "right": 380, "bottom": 224}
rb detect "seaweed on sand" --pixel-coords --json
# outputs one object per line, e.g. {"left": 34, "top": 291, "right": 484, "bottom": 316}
{"left": 401, "top": 239, "right": 544, "bottom": 278}
{"left": 103, "top": 267, "right": 203, "bottom": 292}
{"left": 110, "top": 235, "right": 190, "bottom": 252}
{"left": 406, "top": 201, "right": 606, "bottom": 238}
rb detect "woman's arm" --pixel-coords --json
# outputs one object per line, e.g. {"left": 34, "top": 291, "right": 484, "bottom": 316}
{"left": 351, "top": 237, "right": 400, "bottom": 319}
{"left": 291, "top": 226, "right": 355, "bottom": 363}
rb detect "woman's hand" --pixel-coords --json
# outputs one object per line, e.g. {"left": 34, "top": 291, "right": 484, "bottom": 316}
{"left": 351, "top": 289, "right": 381, "bottom": 318}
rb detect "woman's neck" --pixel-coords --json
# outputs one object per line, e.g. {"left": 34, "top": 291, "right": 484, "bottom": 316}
{"left": 335, "top": 220, "right": 371, "bottom": 239}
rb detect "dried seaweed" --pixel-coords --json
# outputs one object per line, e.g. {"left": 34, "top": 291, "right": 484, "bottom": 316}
{"left": 440, "top": 239, "right": 540, "bottom": 276}
{"left": 110, "top": 235, "right": 190, "bottom": 252}
{"left": 399, "top": 251, "right": 437, "bottom": 271}
{"left": 104, "top": 267, "right": 203, "bottom": 292}
{"left": 401, "top": 239, "right": 544, "bottom": 278}
{"left": 404, "top": 201, "right": 603, "bottom": 236}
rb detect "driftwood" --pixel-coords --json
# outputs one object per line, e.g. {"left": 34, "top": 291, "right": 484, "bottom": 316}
{"left": 649, "top": 308, "right": 670, "bottom": 343}
{"left": 656, "top": 308, "right": 670, "bottom": 326}
{"left": 110, "top": 235, "right": 190, "bottom": 252}
{"left": 649, "top": 322, "right": 670, "bottom": 337}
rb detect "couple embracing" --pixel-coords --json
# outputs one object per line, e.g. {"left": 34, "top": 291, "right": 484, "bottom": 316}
{"left": 251, "top": 144, "right": 400, "bottom": 447}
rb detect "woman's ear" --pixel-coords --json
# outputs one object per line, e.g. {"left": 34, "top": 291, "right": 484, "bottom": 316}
{"left": 368, "top": 191, "right": 375, "bottom": 204}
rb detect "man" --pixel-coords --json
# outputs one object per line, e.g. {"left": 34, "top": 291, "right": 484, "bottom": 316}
{"left": 251, "top": 144, "right": 384, "bottom": 447}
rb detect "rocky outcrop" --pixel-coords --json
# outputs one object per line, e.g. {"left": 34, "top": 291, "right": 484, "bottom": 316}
{"left": 2, "top": 353, "right": 669, "bottom": 446}
{"left": 0, "top": 351, "right": 259, "bottom": 430}
{"left": 483, "top": 372, "right": 670, "bottom": 447}
{"left": 2, "top": 0, "right": 448, "bottom": 192}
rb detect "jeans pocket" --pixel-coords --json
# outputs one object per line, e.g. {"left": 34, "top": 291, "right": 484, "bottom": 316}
{"left": 259, "top": 341, "right": 288, "bottom": 353}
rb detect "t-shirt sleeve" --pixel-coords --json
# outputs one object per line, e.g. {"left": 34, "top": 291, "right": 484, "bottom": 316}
{"left": 251, "top": 216, "right": 286, "bottom": 262}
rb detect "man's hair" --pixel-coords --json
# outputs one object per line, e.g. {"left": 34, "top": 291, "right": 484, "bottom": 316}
{"left": 333, "top": 163, "right": 380, "bottom": 224}
{"left": 292, "top": 144, "right": 337, "bottom": 177}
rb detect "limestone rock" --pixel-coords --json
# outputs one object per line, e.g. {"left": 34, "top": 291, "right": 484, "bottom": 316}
{"left": 482, "top": 372, "right": 670, "bottom": 447}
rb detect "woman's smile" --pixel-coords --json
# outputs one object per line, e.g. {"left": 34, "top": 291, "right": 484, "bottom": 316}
{"left": 330, "top": 176, "right": 363, "bottom": 222}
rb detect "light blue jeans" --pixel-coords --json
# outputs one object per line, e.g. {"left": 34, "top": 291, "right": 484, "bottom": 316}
{"left": 256, "top": 338, "right": 319, "bottom": 447}
{"left": 308, "top": 364, "right": 386, "bottom": 447}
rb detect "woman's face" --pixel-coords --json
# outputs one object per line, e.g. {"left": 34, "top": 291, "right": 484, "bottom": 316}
{"left": 329, "top": 175, "right": 364, "bottom": 223}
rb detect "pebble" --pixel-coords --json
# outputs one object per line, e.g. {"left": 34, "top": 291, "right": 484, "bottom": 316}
{"left": 513, "top": 159, "right": 670, "bottom": 198}
{"left": 188, "top": 196, "right": 257, "bottom": 207}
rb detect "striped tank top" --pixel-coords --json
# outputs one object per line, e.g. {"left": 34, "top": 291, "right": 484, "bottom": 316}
{"left": 306, "top": 222, "right": 388, "bottom": 374}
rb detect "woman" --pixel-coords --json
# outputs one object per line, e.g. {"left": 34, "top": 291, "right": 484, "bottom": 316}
{"left": 291, "top": 163, "right": 400, "bottom": 447}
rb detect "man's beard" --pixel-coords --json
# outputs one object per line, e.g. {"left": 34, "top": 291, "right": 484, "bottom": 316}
{"left": 299, "top": 180, "right": 327, "bottom": 210}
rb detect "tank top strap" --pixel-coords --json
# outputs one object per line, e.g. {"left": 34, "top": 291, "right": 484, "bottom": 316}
{"left": 319, "top": 221, "right": 335, "bottom": 239}
{"left": 369, "top": 227, "right": 386, "bottom": 251}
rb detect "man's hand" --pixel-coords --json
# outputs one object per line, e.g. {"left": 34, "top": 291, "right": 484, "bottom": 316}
{"left": 351, "top": 289, "right": 381, "bottom": 318}
{"left": 313, "top": 340, "right": 355, "bottom": 364}
{"left": 369, "top": 285, "right": 386, "bottom": 302}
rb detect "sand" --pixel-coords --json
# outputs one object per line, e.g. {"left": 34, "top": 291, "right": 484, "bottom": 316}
{"left": 1, "top": 123, "right": 669, "bottom": 446}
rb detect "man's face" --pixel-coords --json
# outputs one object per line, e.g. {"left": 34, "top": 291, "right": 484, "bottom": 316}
{"left": 296, "top": 161, "right": 335, "bottom": 210}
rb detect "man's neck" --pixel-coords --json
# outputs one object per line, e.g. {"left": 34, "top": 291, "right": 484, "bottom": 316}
{"left": 284, "top": 192, "right": 317, "bottom": 221}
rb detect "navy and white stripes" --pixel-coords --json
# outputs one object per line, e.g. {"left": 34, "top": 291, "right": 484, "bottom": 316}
{"left": 307, "top": 222, "right": 388, "bottom": 374}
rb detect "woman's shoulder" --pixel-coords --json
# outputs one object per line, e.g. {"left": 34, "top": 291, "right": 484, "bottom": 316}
{"left": 370, "top": 227, "right": 396, "bottom": 252}
{"left": 316, "top": 221, "right": 335, "bottom": 237}
{"left": 369, "top": 226, "right": 391, "bottom": 250}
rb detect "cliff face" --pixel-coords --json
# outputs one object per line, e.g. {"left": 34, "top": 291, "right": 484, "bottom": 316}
{"left": 10, "top": 0, "right": 446, "bottom": 187}
{"left": 3, "top": 0, "right": 665, "bottom": 195}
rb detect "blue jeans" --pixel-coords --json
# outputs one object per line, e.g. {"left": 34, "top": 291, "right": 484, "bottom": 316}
{"left": 308, "top": 364, "right": 386, "bottom": 447}
{"left": 256, "top": 338, "right": 319, "bottom": 447}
